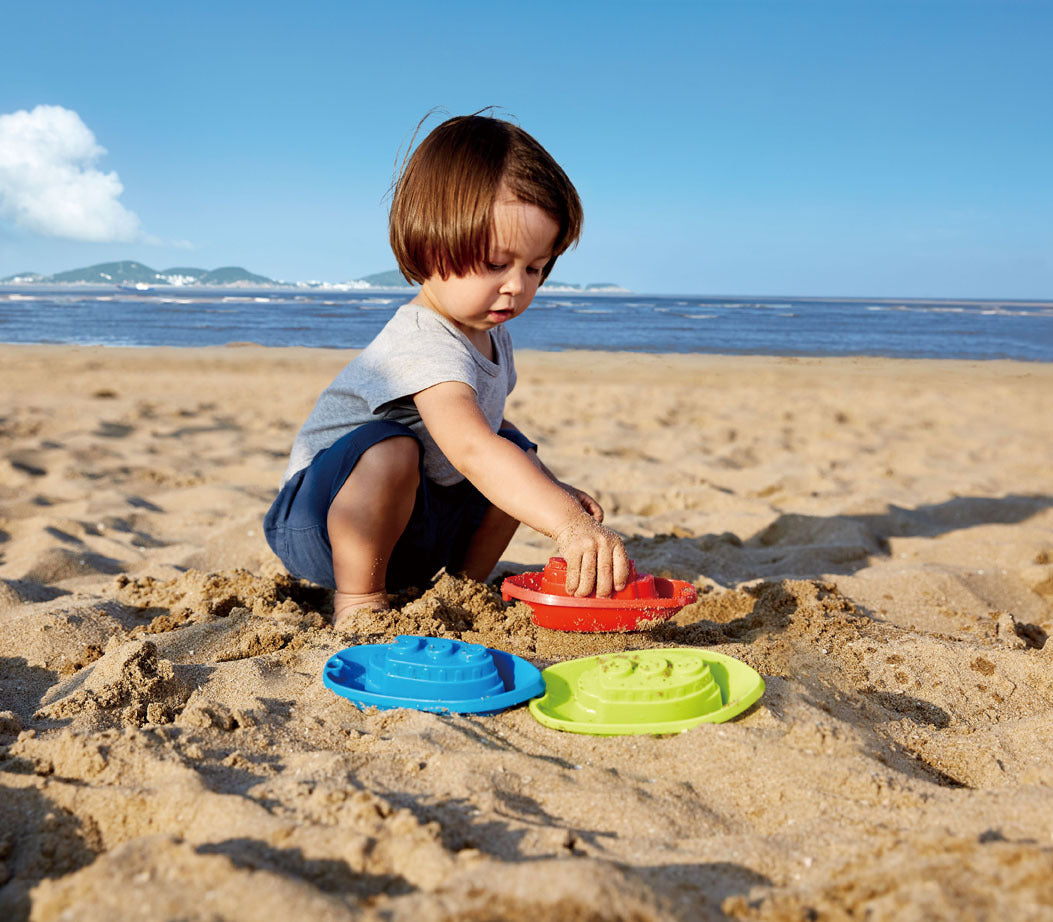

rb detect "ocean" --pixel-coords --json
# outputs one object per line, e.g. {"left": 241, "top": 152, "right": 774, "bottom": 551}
{"left": 1, "top": 285, "right": 1050, "bottom": 361}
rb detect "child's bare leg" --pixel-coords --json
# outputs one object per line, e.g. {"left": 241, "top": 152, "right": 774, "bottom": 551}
{"left": 459, "top": 503, "right": 520, "bottom": 583}
{"left": 327, "top": 436, "right": 419, "bottom": 630}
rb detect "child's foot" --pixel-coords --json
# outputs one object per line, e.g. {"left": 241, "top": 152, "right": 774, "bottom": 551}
{"left": 332, "top": 590, "right": 389, "bottom": 633}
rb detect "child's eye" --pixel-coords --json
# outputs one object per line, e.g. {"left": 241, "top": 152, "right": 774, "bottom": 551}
{"left": 527, "top": 266, "right": 542, "bottom": 276}
{"left": 487, "top": 262, "right": 506, "bottom": 272}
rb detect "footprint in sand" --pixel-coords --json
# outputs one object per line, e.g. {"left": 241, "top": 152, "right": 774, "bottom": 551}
{"left": 7, "top": 453, "right": 48, "bottom": 478}
{"left": 0, "top": 578, "right": 69, "bottom": 606}
{"left": 21, "top": 546, "right": 124, "bottom": 583}
{"left": 124, "top": 495, "right": 164, "bottom": 512}
{"left": 92, "top": 421, "right": 136, "bottom": 439}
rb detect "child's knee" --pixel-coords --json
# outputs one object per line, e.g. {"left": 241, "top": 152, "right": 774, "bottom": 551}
{"left": 358, "top": 435, "right": 420, "bottom": 485}
{"left": 330, "top": 436, "right": 420, "bottom": 519}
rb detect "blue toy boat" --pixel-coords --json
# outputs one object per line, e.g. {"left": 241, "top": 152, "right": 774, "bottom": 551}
{"left": 323, "top": 635, "right": 545, "bottom": 715}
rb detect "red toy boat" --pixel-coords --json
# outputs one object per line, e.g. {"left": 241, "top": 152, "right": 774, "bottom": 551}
{"left": 501, "top": 557, "right": 697, "bottom": 632}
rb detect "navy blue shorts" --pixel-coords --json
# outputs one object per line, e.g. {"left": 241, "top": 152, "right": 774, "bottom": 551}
{"left": 264, "top": 421, "right": 536, "bottom": 591}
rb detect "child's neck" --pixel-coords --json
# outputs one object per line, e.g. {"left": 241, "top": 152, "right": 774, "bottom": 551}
{"left": 471, "top": 330, "right": 495, "bottom": 362}
{"left": 412, "top": 297, "right": 495, "bottom": 361}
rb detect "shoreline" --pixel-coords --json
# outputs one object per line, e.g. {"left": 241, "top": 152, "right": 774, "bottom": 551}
{"left": 3, "top": 338, "right": 1051, "bottom": 364}
{"left": 2, "top": 344, "right": 1052, "bottom": 919}
{"left": 7, "top": 342, "right": 1052, "bottom": 363}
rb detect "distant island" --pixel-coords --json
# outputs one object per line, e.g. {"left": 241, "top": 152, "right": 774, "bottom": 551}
{"left": 2, "top": 261, "right": 274, "bottom": 288}
{"left": 1, "top": 260, "right": 628, "bottom": 293}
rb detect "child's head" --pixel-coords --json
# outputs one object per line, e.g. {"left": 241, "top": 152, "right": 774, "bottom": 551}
{"left": 390, "top": 114, "right": 582, "bottom": 285}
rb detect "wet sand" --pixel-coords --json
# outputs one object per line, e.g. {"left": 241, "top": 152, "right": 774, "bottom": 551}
{"left": 2, "top": 344, "right": 1052, "bottom": 921}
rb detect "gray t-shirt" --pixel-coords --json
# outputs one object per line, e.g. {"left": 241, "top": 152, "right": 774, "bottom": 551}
{"left": 281, "top": 303, "right": 517, "bottom": 488}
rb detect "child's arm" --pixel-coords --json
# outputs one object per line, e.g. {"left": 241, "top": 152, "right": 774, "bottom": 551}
{"left": 416, "top": 382, "right": 630, "bottom": 597}
{"left": 500, "top": 418, "right": 605, "bottom": 522}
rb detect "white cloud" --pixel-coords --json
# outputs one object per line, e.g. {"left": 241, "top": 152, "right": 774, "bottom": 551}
{"left": 0, "top": 104, "right": 143, "bottom": 242}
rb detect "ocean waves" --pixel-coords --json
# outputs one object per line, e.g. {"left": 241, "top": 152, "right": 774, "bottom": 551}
{"left": 1, "top": 286, "right": 1050, "bottom": 360}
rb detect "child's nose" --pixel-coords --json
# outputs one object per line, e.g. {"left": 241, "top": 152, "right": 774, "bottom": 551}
{"left": 500, "top": 269, "right": 524, "bottom": 295}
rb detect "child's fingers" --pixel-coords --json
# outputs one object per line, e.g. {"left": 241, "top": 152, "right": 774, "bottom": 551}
{"left": 593, "top": 551, "right": 615, "bottom": 598}
{"left": 578, "top": 492, "right": 604, "bottom": 522}
{"left": 563, "top": 551, "right": 582, "bottom": 595}
{"left": 613, "top": 544, "right": 631, "bottom": 591}
{"left": 560, "top": 482, "right": 604, "bottom": 523}
{"left": 574, "top": 553, "right": 597, "bottom": 597}
{"left": 595, "top": 538, "right": 630, "bottom": 596}
{"left": 592, "top": 536, "right": 631, "bottom": 597}
{"left": 556, "top": 521, "right": 626, "bottom": 597}
{"left": 560, "top": 545, "right": 596, "bottom": 597}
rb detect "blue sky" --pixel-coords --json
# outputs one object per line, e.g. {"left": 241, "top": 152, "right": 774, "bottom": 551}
{"left": 1, "top": 0, "right": 1050, "bottom": 297}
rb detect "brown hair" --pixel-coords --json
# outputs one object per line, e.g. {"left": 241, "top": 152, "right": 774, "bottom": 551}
{"left": 389, "top": 114, "right": 583, "bottom": 284}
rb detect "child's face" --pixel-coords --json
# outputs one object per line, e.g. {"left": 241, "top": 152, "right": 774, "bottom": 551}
{"left": 416, "top": 190, "right": 558, "bottom": 350}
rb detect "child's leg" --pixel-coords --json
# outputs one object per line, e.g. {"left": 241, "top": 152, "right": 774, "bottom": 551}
{"left": 459, "top": 503, "right": 521, "bottom": 582}
{"left": 327, "top": 435, "right": 420, "bottom": 628}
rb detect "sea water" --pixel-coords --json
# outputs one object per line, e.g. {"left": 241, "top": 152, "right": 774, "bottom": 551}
{"left": 0, "top": 286, "right": 1050, "bottom": 361}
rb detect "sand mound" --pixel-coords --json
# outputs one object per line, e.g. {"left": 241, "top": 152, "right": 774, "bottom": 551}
{"left": 726, "top": 834, "right": 1053, "bottom": 921}
{"left": 27, "top": 835, "right": 670, "bottom": 922}
{"left": 37, "top": 640, "right": 193, "bottom": 728}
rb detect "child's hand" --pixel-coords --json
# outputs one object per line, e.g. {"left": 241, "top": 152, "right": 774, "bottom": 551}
{"left": 555, "top": 518, "right": 631, "bottom": 598}
{"left": 559, "top": 482, "right": 604, "bottom": 522}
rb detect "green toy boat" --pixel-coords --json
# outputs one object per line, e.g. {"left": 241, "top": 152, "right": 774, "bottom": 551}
{"left": 529, "top": 648, "right": 765, "bottom": 736}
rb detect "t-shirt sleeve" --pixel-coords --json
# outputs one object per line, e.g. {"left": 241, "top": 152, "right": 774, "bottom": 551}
{"left": 354, "top": 315, "right": 479, "bottom": 414}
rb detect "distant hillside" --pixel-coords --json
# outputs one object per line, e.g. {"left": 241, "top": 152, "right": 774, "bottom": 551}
{"left": 197, "top": 266, "right": 273, "bottom": 285}
{"left": 49, "top": 261, "right": 169, "bottom": 285}
{"left": 542, "top": 280, "right": 629, "bottom": 292}
{"left": 4, "top": 261, "right": 275, "bottom": 287}
{"left": 158, "top": 266, "right": 210, "bottom": 285}
{"left": 1, "top": 261, "right": 625, "bottom": 291}
{"left": 358, "top": 269, "right": 412, "bottom": 287}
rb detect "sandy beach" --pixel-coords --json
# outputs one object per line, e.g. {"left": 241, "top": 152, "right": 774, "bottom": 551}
{"left": 2, "top": 343, "right": 1052, "bottom": 921}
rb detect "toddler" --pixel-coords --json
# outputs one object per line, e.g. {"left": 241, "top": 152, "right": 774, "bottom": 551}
{"left": 265, "top": 114, "right": 629, "bottom": 630}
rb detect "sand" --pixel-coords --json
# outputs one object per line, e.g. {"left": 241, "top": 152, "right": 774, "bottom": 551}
{"left": 1, "top": 343, "right": 1052, "bottom": 921}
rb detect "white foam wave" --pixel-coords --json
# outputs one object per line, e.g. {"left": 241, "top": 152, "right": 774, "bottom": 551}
{"left": 867, "top": 303, "right": 1050, "bottom": 317}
